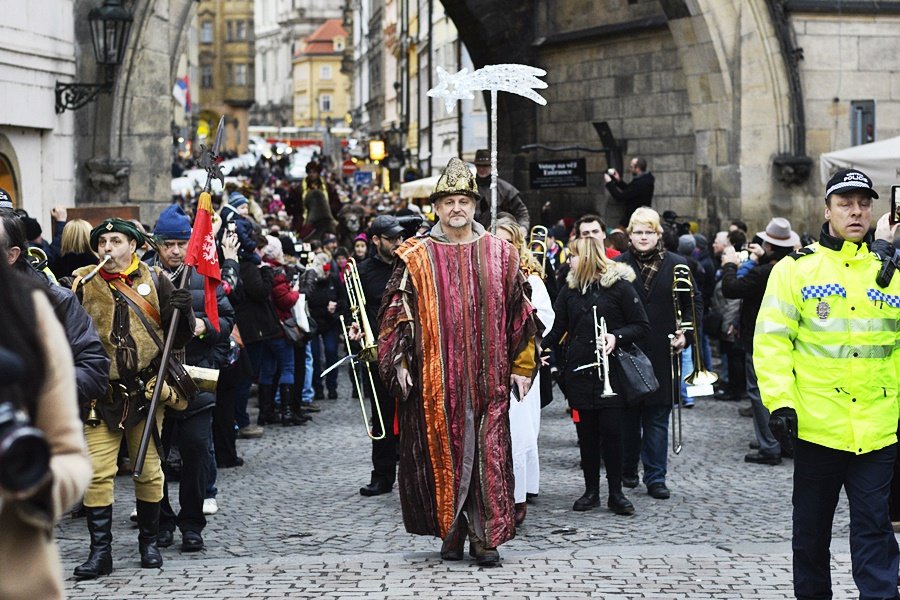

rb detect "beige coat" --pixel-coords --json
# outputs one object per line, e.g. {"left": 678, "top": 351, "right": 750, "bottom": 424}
{"left": 0, "top": 291, "right": 92, "bottom": 600}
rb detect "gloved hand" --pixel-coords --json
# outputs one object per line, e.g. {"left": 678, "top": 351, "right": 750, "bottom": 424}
{"left": 769, "top": 407, "right": 798, "bottom": 448}
{"left": 162, "top": 288, "right": 192, "bottom": 325}
{"left": 144, "top": 376, "right": 187, "bottom": 411}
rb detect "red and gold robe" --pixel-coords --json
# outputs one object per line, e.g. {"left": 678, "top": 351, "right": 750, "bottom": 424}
{"left": 377, "top": 226, "right": 537, "bottom": 548}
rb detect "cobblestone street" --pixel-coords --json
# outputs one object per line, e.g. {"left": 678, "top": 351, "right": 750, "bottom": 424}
{"left": 57, "top": 379, "right": 870, "bottom": 599}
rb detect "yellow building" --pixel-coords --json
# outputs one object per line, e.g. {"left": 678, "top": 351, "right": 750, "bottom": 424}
{"left": 292, "top": 19, "right": 350, "bottom": 135}
{"left": 196, "top": 0, "right": 255, "bottom": 152}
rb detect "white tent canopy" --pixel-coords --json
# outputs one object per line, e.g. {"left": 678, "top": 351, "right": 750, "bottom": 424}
{"left": 400, "top": 164, "right": 476, "bottom": 199}
{"left": 819, "top": 136, "right": 900, "bottom": 196}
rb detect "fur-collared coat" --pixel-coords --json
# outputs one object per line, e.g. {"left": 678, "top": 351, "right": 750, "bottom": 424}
{"left": 542, "top": 261, "right": 650, "bottom": 410}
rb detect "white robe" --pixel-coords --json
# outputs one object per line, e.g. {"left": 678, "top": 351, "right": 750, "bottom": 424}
{"left": 509, "top": 273, "right": 554, "bottom": 503}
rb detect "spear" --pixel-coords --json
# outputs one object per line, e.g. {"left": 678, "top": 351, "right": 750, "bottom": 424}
{"left": 133, "top": 116, "right": 225, "bottom": 478}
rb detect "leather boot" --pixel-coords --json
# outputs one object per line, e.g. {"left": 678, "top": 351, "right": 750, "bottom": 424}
{"left": 572, "top": 487, "right": 601, "bottom": 511}
{"left": 439, "top": 513, "right": 467, "bottom": 561}
{"left": 73, "top": 505, "right": 113, "bottom": 579}
{"left": 279, "top": 384, "right": 296, "bottom": 426}
{"left": 290, "top": 395, "right": 313, "bottom": 424}
{"left": 136, "top": 500, "right": 163, "bottom": 569}
{"left": 256, "top": 384, "right": 278, "bottom": 426}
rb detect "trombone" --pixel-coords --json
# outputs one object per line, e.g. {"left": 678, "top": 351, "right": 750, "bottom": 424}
{"left": 573, "top": 308, "right": 616, "bottom": 398}
{"left": 529, "top": 225, "right": 548, "bottom": 272}
{"left": 669, "top": 264, "right": 718, "bottom": 454}
{"left": 323, "top": 257, "right": 386, "bottom": 440}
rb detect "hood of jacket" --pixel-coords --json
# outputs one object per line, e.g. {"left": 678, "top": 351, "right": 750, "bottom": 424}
{"left": 567, "top": 259, "right": 636, "bottom": 290}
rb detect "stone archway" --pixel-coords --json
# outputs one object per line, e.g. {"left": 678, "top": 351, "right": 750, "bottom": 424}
{"left": 74, "top": 0, "right": 196, "bottom": 221}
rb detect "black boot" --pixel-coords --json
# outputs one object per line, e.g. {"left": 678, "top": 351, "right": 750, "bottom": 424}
{"left": 136, "top": 500, "right": 163, "bottom": 569}
{"left": 257, "top": 384, "right": 278, "bottom": 426}
{"left": 572, "top": 487, "right": 601, "bottom": 511}
{"left": 291, "top": 394, "right": 312, "bottom": 425}
{"left": 73, "top": 505, "right": 113, "bottom": 579}
{"left": 278, "top": 384, "right": 296, "bottom": 426}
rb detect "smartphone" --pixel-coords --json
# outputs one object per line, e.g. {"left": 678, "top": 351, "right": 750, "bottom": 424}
{"left": 737, "top": 250, "right": 750, "bottom": 262}
{"left": 891, "top": 186, "right": 900, "bottom": 225}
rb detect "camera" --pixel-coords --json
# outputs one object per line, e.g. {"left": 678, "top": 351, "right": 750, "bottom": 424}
{"left": 0, "top": 402, "right": 50, "bottom": 493}
{"left": 0, "top": 346, "right": 50, "bottom": 493}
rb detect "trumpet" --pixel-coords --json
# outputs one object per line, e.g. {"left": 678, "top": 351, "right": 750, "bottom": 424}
{"left": 529, "top": 225, "right": 548, "bottom": 272}
{"left": 324, "top": 257, "right": 386, "bottom": 440}
{"left": 573, "top": 307, "right": 616, "bottom": 397}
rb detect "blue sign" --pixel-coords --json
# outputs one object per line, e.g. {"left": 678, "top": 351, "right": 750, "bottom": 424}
{"left": 354, "top": 171, "right": 374, "bottom": 186}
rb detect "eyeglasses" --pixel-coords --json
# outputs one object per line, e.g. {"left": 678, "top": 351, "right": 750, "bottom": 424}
{"left": 630, "top": 230, "right": 659, "bottom": 237}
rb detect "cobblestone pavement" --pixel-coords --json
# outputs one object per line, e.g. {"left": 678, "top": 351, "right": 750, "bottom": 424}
{"left": 57, "top": 376, "right": 876, "bottom": 599}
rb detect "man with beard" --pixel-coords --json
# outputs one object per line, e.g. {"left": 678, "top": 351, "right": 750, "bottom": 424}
{"left": 348, "top": 215, "right": 405, "bottom": 496}
{"left": 378, "top": 157, "right": 538, "bottom": 567}
{"left": 472, "top": 149, "right": 530, "bottom": 231}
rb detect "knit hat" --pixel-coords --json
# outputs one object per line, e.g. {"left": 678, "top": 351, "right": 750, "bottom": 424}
{"left": 90, "top": 218, "right": 146, "bottom": 251}
{"left": 21, "top": 216, "right": 42, "bottom": 241}
{"left": 228, "top": 191, "right": 249, "bottom": 209}
{"left": 262, "top": 234, "right": 284, "bottom": 263}
{"left": 153, "top": 204, "right": 192, "bottom": 241}
{"left": 429, "top": 157, "right": 479, "bottom": 204}
{"left": 354, "top": 232, "right": 368, "bottom": 243}
{"left": 677, "top": 234, "right": 695, "bottom": 256}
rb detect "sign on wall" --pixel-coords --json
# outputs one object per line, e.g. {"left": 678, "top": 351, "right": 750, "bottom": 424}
{"left": 529, "top": 158, "right": 587, "bottom": 189}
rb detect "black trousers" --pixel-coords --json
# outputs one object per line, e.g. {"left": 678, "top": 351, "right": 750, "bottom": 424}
{"left": 212, "top": 365, "right": 240, "bottom": 466}
{"left": 792, "top": 439, "right": 899, "bottom": 600}
{"left": 366, "top": 368, "right": 397, "bottom": 484}
{"left": 160, "top": 405, "right": 213, "bottom": 535}
{"left": 573, "top": 406, "right": 623, "bottom": 495}
{"left": 721, "top": 340, "right": 746, "bottom": 395}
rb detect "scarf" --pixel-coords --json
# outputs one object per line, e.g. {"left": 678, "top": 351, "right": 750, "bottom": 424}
{"left": 632, "top": 242, "right": 665, "bottom": 292}
{"left": 99, "top": 254, "right": 141, "bottom": 286}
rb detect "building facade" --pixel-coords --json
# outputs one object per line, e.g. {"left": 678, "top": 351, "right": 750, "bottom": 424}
{"left": 292, "top": 19, "right": 351, "bottom": 133}
{"left": 196, "top": 0, "right": 255, "bottom": 153}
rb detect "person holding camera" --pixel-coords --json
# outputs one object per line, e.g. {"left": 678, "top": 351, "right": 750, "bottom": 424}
{"left": 604, "top": 157, "right": 655, "bottom": 228}
{"left": 0, "top": 241, "right": 92, "bottom": 600}
{"left": 71, "top": 218, "right": 195, "bottom": 579}
{"left": 755, "top": 169, "right": 900, "bottom": 599}
{"left": 721, "top": 217, "right": 800, "bottom": 466}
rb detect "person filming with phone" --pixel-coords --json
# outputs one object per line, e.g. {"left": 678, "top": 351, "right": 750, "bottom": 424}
{"left": 754, "top": 168, "right": 900, "bottom": 599}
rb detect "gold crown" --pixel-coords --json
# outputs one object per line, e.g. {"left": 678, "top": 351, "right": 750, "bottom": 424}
{"left": 430, "top": 157, "right": 479, "bottom": 201}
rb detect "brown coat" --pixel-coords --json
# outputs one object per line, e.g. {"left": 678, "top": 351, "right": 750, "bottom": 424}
{"left": 0, "top": 292, "right": 92, "bottom": 600}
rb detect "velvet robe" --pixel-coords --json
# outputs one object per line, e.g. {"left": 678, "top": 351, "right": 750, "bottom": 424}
{"left": 377, "top": 231, "right": 537, "bottom": 548}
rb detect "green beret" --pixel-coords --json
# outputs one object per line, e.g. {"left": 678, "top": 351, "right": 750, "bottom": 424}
{"left": 90, "top": 218, "right": 145, "bottom": 252}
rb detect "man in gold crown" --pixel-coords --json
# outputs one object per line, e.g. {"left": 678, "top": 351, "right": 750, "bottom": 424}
{"left": 378, "top": 157, "right": 539, "bottom": 567}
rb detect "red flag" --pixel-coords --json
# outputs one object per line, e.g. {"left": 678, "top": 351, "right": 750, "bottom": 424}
{"left": 185, "top": 191, "right": 222, "bottom": 331}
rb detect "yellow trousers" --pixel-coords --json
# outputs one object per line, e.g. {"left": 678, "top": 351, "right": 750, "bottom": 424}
{"left": 82, "top": 409, "right": 164, "bottom": 507}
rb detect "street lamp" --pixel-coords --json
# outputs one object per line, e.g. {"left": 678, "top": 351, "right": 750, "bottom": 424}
{"left": 55, "top": 0, "right": 133, "bottom": 114}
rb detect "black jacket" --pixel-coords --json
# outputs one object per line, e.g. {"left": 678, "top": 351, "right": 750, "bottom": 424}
{"left": 616, "top": 250, "right": 692, "bottom": 407}
{"left": 357, "top": 254, "right": 393, "bottom": 327}
{"left": 474, "top": 176, "right": 531, "bottom": 230}
{"left": 542, "top": 262, "right": 650, "bottom": 410}
{"left": 302, "top": 270, "right": 348, "bottom": 333}
{"left": 20, "top": 265, "right": 110, "bottom": 406}
{"left": 606, "top": 171, "right": 655, "bottom": 227}
{"left": 230, "top": 257, "right": 283, "bottom": 344}
{"left": 720, "top": 261, "right": 775, "bottom": 353}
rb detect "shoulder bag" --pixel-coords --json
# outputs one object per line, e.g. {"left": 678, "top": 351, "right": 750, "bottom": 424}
{"left": 612, "top": 344, "right": 659, "bottom": 404}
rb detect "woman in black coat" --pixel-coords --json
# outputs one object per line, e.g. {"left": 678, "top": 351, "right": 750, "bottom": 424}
{"left": 542, "top": 237, "right": 650, "bottom": 515}
{"left": 615, "top": 207, "right": 689, "bottom": 500}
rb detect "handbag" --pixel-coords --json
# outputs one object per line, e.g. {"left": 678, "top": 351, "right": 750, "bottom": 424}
{"left": 612, "top": 344, "right": 659, "bottom": 403}
{"left": 282, "top": 317, "right": 306, "bottom": 347}
{"left": 292, "top": 293, "right": 311, "bottom": 333}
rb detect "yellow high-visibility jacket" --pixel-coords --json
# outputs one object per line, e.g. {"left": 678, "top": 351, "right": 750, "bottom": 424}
{"left": 754, "top": 234, "right": 900, "bottom": 454}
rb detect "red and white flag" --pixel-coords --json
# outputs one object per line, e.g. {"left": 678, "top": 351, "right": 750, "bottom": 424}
{"left": 185, "top": 191, "right": 221, "bottom": 331}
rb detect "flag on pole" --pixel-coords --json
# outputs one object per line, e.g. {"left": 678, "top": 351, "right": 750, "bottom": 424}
{"left": 172, "top": 76, "right": 191, "bottom": 113}
{"left": 184, "top": 191, "right": 221, "bottom": 331}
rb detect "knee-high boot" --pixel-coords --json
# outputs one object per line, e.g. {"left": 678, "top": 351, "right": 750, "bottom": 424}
{"left": 136, "top": 500, "right": 163, "bottom": 568}
{"left": 257, "top": 384, "right": 278, "bottom": 425}
{"left": 73, "top": 505, "right": 113, "bottom": 579}
{"left": 279, "top": 383, "right": 296, "bottom": 426}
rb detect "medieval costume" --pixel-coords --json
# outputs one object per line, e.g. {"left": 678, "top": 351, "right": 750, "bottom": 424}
{"left": 377, "top": 158, "right": 538, "bottom": 565}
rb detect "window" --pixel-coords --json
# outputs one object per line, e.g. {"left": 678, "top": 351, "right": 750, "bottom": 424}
{"left": 320, "top": 94, "right": 332, "bottom": 113}
{"left": 334, "top": 37, "right": 345, "bottom": 51}
{"left": 200, "top": 21, "right": 213, "bottom": 43}
{"left": 851, "top": 100, "right": 876, "bottom": 146}
{"left": 201, "top": 64, "right": 213, "bottom": 88}
{"left": 235, "top": 64, "right": 248, "bottom": 86}
{"left": 226, "top": 21, "right": 233, "bottom": 41}
{"left": 236, "top": 21, "right": 247, "bottom": 41}
{"left": 320, "top": 65, "right": 332, "bottom": 80}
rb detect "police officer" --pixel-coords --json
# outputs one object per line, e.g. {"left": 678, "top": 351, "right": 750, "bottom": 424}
{"left": 755, "top": 168, "right": 900, "bottom": 599}
{"left": 349, "top": 215, "right": 404, "bottom": 496}
{"left": 72, "top": 218, "right": 194, "bottom": 579}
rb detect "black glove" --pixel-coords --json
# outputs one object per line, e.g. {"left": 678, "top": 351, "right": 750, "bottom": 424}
{"left": 162, "top": 288, "right": 192, "bottom": 323}
{"left": 769, "top": 407, "right": 798, "bottom": 449}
